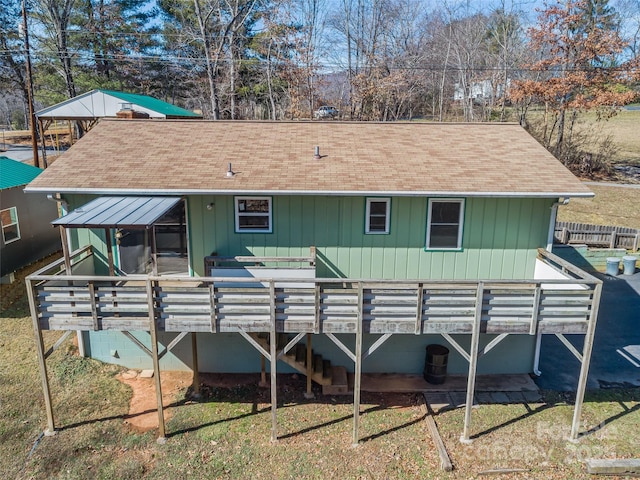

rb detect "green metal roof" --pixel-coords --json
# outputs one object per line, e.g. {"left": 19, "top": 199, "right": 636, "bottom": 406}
{"left": 0, "top": 156, "right": 43, "bottom": 190}
{"left": 99, "top": 90, "right": 201, "bottom": 118}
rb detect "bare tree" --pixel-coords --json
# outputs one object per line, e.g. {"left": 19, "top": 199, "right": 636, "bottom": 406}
{"left": 37, "top": 0, "right": 77, "bottom": 98}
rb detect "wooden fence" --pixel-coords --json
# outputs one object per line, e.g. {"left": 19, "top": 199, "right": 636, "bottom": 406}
{"left": 554, "top": 222, "right": 639, "bottom": 251}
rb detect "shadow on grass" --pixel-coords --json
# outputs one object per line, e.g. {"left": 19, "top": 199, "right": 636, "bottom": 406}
{"left": 577, "top": 389, "right": 640, "bottom": 439}
{"left": 468, "top": 388, "right": 640, "bottom": 441}
{"left": 55, "top": 380, "right": 421, "bottom": 444}
{"left": 469, "top": 402, "right": 553, "bottom": 440}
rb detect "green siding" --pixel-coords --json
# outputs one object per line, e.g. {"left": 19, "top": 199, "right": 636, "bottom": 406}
{"left": 189, "top": 195, "right": 553, "bottom": 280}
{"left": 68, "top": 193, "right": 550, "bottom": 376}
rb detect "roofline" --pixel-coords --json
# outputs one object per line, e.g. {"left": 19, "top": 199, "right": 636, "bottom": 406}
{"left": 35, "top": 90, "right": 99, "bottom": 117}
{"left": 24, "top": 186, "right": 595, "bottom": 198}
{"left": 36, "top": 89, "right": 201, "bottom": 119}
{"left": 95, "top": 118, "right": 521, "bottom": 126}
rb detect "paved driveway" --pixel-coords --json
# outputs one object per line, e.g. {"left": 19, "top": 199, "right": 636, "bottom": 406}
{"left": 535, "top": 269, "right": 640, "bottom": 391}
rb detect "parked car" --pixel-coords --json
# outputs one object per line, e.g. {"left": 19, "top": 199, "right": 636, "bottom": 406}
{"left": 314, "top": 106, "right": 339, "bottom": 119}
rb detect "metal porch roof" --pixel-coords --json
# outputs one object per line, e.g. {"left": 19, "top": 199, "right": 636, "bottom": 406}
{"left": 52, "top": 196, "right": 182, "bottom": 228}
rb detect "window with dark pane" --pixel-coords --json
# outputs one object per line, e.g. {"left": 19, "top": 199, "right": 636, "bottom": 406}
{"left": 235, "top": 197, "right": 272, "bottom": 233}
{"left": 427, "top": 200, "right": 463, "bottom": 249}
{"left": 366, "top": 198, "right": 390, "bottom": 234}
{"left": 1, "top": 207, "right": 20, "bottom": 244}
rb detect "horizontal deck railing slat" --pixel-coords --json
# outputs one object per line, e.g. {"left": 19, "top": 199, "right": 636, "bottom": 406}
{"left": 29, "top": 248, "right": 601, "bottom": 336}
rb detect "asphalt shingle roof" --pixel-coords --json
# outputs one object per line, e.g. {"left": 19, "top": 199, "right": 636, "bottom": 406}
{"left": 26, "top": 119, "right": 593, "bottom": 198}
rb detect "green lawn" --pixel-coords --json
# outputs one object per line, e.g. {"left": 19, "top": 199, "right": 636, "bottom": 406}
{"left": 572, "top": 109, "right": 640, "bottom": 166}
{"left": 1, "top": 269, "right": 639, "bottom": 479}
{"left": 558, "top": 184, "right": 640, "bottom": 229}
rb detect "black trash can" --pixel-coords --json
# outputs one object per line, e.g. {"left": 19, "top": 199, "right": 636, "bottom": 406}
{"left": 424, "top": 344, "right": 449, "bottom": 385}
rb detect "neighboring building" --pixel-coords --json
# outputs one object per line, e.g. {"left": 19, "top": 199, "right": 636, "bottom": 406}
{"left": 35, "top": 89, "right": 202, "bottom": 133}
{"left": 454, "top": 79, "right": 510, "bottom": 103}
{"left": 0, "top": 157, "right": 61, "bottom": 280}
{"left": 24, "top": 119, "right": 600, "bottom": 382}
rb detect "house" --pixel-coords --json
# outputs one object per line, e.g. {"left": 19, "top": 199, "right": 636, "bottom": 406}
{"left": 24, "top": 119, "right": 601, "bottom": 442}
{"left": 454, "top": 79, "right": 510, "bottom": 103}
{"left": 0, "top": 157, "right": 60, "bottom": 281}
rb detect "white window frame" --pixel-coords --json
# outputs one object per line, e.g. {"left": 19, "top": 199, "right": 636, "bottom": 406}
{"left": 234, "top": 196, "right": 272, "bottom": 233}
{"left": 1, "top": 206, "right": 20, "bottom": 244}
{"left": 426, "top": 199, "right": 464, "bottom": 250}
{"left": 365, "top": 197, "right": 390, "bottom": 234}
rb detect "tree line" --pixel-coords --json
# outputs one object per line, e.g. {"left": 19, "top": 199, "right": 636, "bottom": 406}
{"left": 1, "top": 0, "right": 639, "bottom": 168}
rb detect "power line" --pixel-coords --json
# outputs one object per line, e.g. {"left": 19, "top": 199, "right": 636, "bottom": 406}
{"left": 2, "top": 47, "right": 638, "bottom": 74}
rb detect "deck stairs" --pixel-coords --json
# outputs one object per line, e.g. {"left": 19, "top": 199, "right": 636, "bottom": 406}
{"left": 251, "top": 333, "right": 349, "bottom": 395}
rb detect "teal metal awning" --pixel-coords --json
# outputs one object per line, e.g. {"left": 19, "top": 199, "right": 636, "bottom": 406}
{"left": 52, "top": 196, "right": 182, "bottom": 229}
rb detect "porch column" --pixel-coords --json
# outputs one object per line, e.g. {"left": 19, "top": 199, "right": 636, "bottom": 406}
{"left": 270, "top": 281, "right": 278, "bottom": 442}
{"left": 460, "top": 282, "right": 484, "bottom": 444}
{"left": 104, "top": 228, "right": 115, "bottom": 276}
{"left": 353, "top": 282, "right": 363, "bottom": 446}
{"left": 150, "top": 226, "right": 158, "bottom": 275}
{"left": 27, "top": 279, "right": 56, "bottom": 435}
{"left": 570, "top": 282, "right": 602, "bottom": 441}
{"left": 191, "top": 333, "right": 200, "bottom": 398}
{"left": 146, "top": 279, "right": 166, "bottom": 441}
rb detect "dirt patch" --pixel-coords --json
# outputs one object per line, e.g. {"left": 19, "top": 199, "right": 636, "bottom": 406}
{"left": 117, "top": 370, "right": 193, "bottom": 433}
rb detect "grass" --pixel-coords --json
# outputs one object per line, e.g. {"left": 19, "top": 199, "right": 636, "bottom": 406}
{"left": 2, "top": 264, "right": 639, "bottom": 479}
{"left": 572, "top": 109, "right": 640, "bottom": 166}
{"left": 557, "top": 184, "right": 640, "bottom": 229}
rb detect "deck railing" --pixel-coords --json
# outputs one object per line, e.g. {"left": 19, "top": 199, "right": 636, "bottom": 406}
{"left": 28, "top": 248, "right": 600, "bottom": 337}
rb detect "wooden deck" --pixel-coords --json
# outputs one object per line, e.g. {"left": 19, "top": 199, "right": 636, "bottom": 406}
{"left": 28, "top": 246, "right": 598, "bottom": 337}
{"left": 25, "top": 247, "right": 602, "bottom": 444}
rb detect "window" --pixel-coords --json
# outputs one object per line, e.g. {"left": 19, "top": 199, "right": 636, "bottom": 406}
{"left": 365, "top": 198, "right": 390, "bottom": 234}
{"left": 1, "top": 207, "right": 20, "bottom": 244}
{"left": 235, "top": 197, "right": 272, "bottom": 233}
{"left": 426, "top": 199, "right": 464, "bottom": 249}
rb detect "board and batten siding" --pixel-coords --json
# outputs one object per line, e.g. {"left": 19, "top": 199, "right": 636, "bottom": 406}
{"left": 189, "top": 195, "right": 553, "bottom": 280}
{"left": 63, "top": 193, "right": 550, "bottom": 375}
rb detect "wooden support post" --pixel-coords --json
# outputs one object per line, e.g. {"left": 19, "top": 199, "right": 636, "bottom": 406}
{"left": 38, "top": 118, "right": 47, "bottom": 168}
{"left": 104, "top": 228, "right": 116, "bottom": 276}
{"left": 353, "top": 282, "right": 363, "bottom": 446}
{"left": 146, "top": 279, "right": 166, "bottom": 442}
{"left": 304, "top": 333, "right": 314, "bottom": 399}
{"left": 415, "top": 283, "right": 423, "bottom": 335}
{"left": 191, "top": 333, "right": 200, "bottom": 398}
{"left": 59, "top": 226, "right": 71, "bottom": 274}
{"left": 570, "top": 282, "right": 602, "bottom": 442}
{"left": 460, "top": 282, "right": 483, "bottom": 444}
{"left": 150, "top": 227, "right": 158, "bottom": 275}
{"left": 27, "top": 280, "right": 56, "bottom": 435}
{"left": 270, "top": 281, "right": 278, "bottom": 442}
{"left": 260, "top": 355, "right": 267, "bottom": 387}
